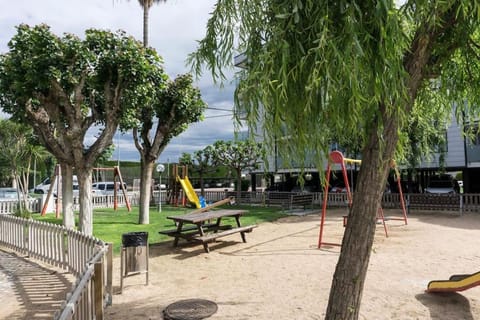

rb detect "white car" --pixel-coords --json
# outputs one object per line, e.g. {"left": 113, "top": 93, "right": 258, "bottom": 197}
{"left": 0, "top": 187, "right": 19, "bottom": 201}
{"left": 424, "top": 179, "right": 459, "bottom": 194}
{"left": 92, "top": 182, "right": 127, "bottom": 195}
{"left": 34, "top": 175, "right": 79, "bottom": 194}
{"left": 0, "top": 188, "right": 34, "bottom": 201}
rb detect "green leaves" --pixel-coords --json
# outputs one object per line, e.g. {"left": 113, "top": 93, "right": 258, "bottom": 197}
{"left": 154, "top": 73, "right": 206, "bottom": 137}
{"left": 189, "top": 0, "right": 410, "bottom": 172}
{"left": 211, "top": 139, "right": 263, "bottom": 171}
{"left": 0, "top": 24, "right": 172, "bottom": 169}
{"left": 189, "top": 0, "right": 480, "bottom": 174}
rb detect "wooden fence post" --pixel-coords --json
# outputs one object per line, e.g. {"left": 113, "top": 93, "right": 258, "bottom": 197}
{"left": 106, "top": 243, "right": 113, "bottom": 306}
{"left": 94, "top": 261, "right": 104, "bottom": 320}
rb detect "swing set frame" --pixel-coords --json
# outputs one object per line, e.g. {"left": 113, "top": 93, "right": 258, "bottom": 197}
{"left": 318, "top": 151, "right": 408, "bottom": 248}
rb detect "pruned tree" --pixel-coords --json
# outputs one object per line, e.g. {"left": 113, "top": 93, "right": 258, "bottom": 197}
{"left": 189, "top": 1, "right": 480, "bottom": 319}
{"left": 123, "top": 0, "right": 205, "bottom": 225}
{"left": 0, "top": 24, "right": 165, "bottom": 234}
{"left": 211, "top": 140, "right": 262, "bottom": 201}
{"left": 127, "top": 73, "right": 206, "bottom": 224}
{"left": 178, "top": 152, "right": 194, "bottom": 166}
{"left": 180, "top": 146, "right": 217, "bottom": 196}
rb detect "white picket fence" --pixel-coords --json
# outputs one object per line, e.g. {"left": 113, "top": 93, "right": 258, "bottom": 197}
{"left": 0, "top": 193, "right": 138, "bottom": 215}
{"left": 0, "top": 215, "right": 113, "bottom": 320}
{"left": 0, "top": 198, "right": 40, "bottom": 214}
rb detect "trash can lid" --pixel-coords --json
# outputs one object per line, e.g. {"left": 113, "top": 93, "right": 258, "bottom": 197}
{"left": 122, "top": 232, "right": 148, "bottom": 247}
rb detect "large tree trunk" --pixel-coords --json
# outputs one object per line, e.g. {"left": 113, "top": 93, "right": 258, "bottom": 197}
{"left": 325, "top": 107, "right": 400, "bottom": 319}
{"left": 138, "top": 159, "right": 155, "bottom": 224}
{"left": 77, "top": 168, "right": 93, "bottom": 235}
{"left": 323, "top": 6, "right": 460, "bottom": 317}
{"left": 61, "top": 163, "right": 75, "bottom": 229}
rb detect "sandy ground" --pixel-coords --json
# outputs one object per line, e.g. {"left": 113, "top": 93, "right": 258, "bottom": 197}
{"left": 3, "top": 208, "right": 480, "bottom": 319}
{"left": 0, "top": 249, "right": 73, "bottom": 320}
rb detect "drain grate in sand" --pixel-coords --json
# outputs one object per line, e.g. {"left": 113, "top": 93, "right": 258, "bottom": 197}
{"left": 163, "top": 299, "right": 218, "bottom": 320}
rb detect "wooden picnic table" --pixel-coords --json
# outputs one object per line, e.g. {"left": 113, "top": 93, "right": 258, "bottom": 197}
{"left": 161, "top": 209, "right": 257, "bottom": 253}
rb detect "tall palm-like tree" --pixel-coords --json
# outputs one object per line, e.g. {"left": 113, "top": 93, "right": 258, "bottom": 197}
{"left": 136, "top": 0, "right": 166, "bottom": 47}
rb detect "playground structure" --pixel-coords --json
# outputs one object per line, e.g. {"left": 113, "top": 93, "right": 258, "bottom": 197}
{"left": 41, "top": 165, "right": 131, "bottom": 217}
{"left": 168, "top": 164, "right": 186, "bottom": 207}
{"left": 318, "top": 151, "right": 408, "bottom": 248}
{"left": 168, "top": 164, "right": 204, "bottom": 208}
{"left": 427, "top": 271, "right": 480, "bottom": 293}
{"left": 178, "top": 175, "right": 202, "bottom": 208}
{"left": 93, "top": 166, "right": 131, "bottom": 211}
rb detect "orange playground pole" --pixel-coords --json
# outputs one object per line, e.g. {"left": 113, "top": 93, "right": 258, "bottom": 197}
{"left": 318, "top": 151, "right": 390, "bottom": 249}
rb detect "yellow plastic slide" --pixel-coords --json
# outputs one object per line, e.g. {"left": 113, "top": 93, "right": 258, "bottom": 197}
{"left": 427, "top": 271, "right": 480, "bottom": 293}
{"left": 177, "top": 175, "right": 201, "bottom": 208}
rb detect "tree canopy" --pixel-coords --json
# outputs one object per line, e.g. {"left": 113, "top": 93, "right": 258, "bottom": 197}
{"left": 180, "top": 145, "right": 216, "bottom": 196}
{"left": 0, "top": 24, "right": 168, "bottom": 234}
{"left": 126, "top": 72, "right": 206, "bottom": 225}
{"left": 0, "top": 119, "right": 43, "bottom": 213}
{"left": 212, "top": 140, "right": 263, "bottom": 199}
{"left": 189, "top": 1, "right": 480, "bottom": 319}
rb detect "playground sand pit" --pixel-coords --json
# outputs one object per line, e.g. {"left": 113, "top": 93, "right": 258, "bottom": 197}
{"left": 3, "top": 209, "right": 480, "bottom": 319}
{"left": 103, "top": 208, "right": 480, "bottom": 320}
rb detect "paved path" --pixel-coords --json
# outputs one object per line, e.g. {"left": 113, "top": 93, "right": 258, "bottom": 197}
{"left": 0, "top": 249, "right": 73, "bottom": 320}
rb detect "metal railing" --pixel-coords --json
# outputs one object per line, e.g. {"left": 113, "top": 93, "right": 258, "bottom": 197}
{"left": 198, "top": 191, "right": 480, "bottom": 214}
{"left": 1, "top": 191, "right": 478, "bottom": 215}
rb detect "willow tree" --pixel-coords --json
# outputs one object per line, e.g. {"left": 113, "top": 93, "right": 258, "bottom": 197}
{"left": 0, "top": 24, "right": 167, "bottom": 235}
{"left": 189, "top": 1, "right": 480, "bottom": 319}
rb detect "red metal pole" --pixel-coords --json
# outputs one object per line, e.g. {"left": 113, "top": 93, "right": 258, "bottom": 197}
{"left": 318, "top": 165, "right": 331, "bottom": 248}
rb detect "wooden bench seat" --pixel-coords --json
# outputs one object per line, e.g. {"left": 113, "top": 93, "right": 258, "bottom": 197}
{"left": 265, "top": 192, "right": 291, "bottom": 208}
{"left": 159, "top": 223, "right": 232, "bottom": 236}
{"left": 196, "top": 225, "right": 258, "bottom": 243}
{"left": 289, "top": 193, "right": 314, "bottom": 210}
{"left": 266, "top": 192, "right": 314, "bottom": 210}
{"left": 407, "top": 194, "right": 462, "bottom": 213}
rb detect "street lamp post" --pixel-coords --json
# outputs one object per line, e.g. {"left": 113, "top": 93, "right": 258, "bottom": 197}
{"left": 156, "top": 164, "right": 165, "bottom": 212}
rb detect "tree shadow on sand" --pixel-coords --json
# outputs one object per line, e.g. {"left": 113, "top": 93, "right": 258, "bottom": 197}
{"left": 416, "top": 292, "right": 474, "bottom": 320}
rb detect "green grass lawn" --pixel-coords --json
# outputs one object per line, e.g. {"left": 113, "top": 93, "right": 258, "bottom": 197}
{"left": 34, "top": 204, "right": 286, "bottom": 254}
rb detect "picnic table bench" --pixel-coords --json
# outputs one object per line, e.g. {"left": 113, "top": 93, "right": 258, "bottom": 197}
{"left": 160, "top": 209, "right": 257, "bottom": 253}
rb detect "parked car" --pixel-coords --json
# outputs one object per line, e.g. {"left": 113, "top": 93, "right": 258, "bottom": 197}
{"left": 92, "top": 181, "right": 127, "bottom": 195}
{"left": 0, "top": 187, "right": 19, "bottom": 200}
{"left": 154, "top": 183, "right": 167, "bottom": 190}
{"left": 34, "top": 175, "right": 79, "bottom": 194}
{"left": 424, "top": 175, "right": 460, "bottom": 194}
{"left": 329, "top": 181, "right": 348, "bottom": 193}
{"left": 0, "top": 188, "right": 34, "bottom": 201}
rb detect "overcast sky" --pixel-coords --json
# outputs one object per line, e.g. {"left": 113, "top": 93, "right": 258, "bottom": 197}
{"left": 0, "top": 0, "right": 242, "bottom": 163}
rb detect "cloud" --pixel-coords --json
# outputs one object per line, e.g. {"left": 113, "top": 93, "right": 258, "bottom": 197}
{"left": 0, "top": 0, "right": 238, "bottom": 163}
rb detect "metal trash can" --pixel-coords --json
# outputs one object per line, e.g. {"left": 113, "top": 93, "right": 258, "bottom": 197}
{"left": 120, "top": 232, "right": 149, "bottom": 293}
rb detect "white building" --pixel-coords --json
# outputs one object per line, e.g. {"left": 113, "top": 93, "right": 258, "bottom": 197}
{"left": 234, "top": 54, "right": 480, "bottom": 193}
